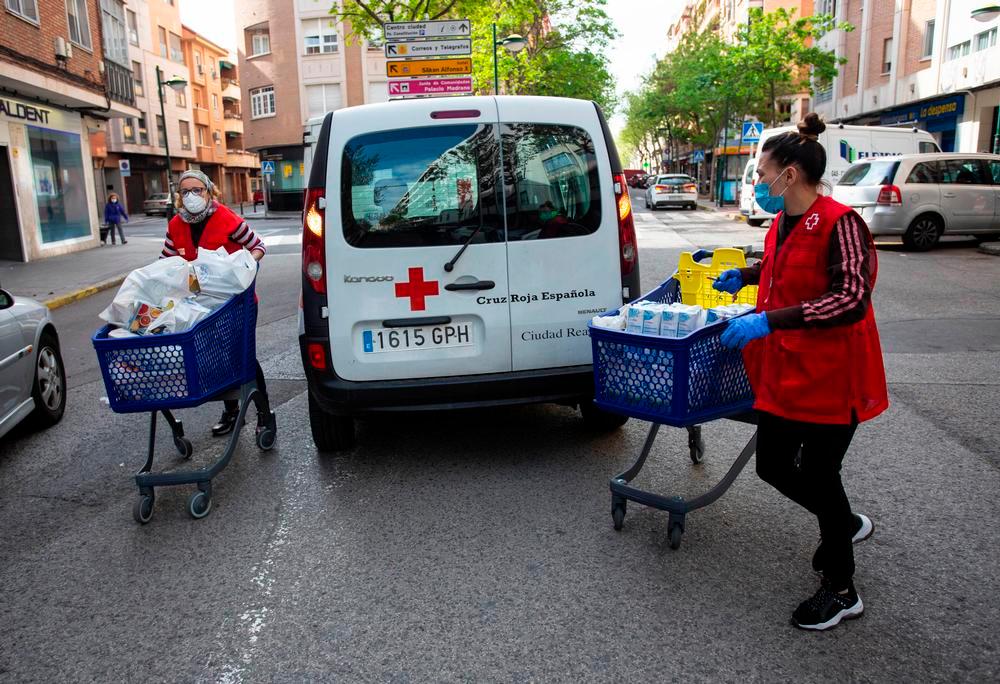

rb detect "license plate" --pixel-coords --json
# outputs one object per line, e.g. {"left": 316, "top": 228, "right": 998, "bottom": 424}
{"left": 670, "top": 195, "right": 686, "bottom": 200}
{"left": 362, "top": 323, "right": 474, "bottom": 353}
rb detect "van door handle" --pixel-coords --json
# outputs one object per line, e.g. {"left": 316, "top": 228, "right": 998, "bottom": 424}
{"left": 943, "top": 193, "right": 957, "bottom": 198}
{"left": 444, "top": 280, "right": 495, "bottom": 291}
{"left": 382, "top": 316, "right": 452, "bottom": 328}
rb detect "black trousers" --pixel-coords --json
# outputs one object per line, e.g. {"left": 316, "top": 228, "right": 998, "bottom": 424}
{"left": 108, "top": 221, "right": 126, "bottom": 243}
{"left": 224, "top": 361, "right": 268, "bottom": 415}
{"left": 755, "top": 411, "right": 859, "bottom": 589}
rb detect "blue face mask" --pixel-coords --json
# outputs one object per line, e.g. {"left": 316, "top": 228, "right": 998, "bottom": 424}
{"left": 753, "top": 168, "right": 790, "bottom": 214}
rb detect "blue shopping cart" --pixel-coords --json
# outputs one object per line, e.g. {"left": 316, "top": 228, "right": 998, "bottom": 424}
{"left": 588, "top": 258, "right": 759, "bottom": 550}
{"left": 92, "top": 281, "right": 276, "bottom": 523}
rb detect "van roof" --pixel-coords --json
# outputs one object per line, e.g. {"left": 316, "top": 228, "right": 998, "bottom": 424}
{"left": 326, "top": 95, "right": 600, "bottom": 125}
{"left": 845, "top": 152, "right": 1000, "bottom": 164}
{"left": 760, "top": 123, "right": 934, "bottom": 136}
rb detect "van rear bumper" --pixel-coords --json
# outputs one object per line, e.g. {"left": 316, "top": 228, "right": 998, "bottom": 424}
{"left": 300, "top": 335, "right": 594, "bottom": 415}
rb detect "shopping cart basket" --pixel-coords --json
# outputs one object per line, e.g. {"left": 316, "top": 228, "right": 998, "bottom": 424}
{"left": 92, "top": 281, "right": 276, "bottom": 523}
{"left": 588, "top": 249, "right": 759, "bottom": 549}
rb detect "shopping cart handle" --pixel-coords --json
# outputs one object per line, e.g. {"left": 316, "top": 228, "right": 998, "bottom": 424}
{"left": 690, "top": 249, "right": 712, "bottom": 262}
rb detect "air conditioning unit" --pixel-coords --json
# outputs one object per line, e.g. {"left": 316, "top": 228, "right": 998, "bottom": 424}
{"left": 211, "top": 69, "right": 217, "bottom": 79}
{"left": 54, "top": 36, "right": 70, "bottom": 61}
{"left": 197, "top": 65, "right": 203, "bottom": 75}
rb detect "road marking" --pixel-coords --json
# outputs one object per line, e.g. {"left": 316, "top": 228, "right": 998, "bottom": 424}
{"left": 264, "top": 234, "right": 302, "bottom": 247}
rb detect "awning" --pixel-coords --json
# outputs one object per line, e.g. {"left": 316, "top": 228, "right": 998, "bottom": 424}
{"left": 219, "top": 59, "right": 235, "bottom": 70}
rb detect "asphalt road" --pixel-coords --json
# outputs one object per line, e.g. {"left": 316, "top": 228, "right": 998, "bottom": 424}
{"left": 1, "top": 195, "right": 999, "bottom": 681}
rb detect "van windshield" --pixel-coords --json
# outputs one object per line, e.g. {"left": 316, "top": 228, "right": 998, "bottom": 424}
{"left": 340, "top": 124, "right": 502, "bottom": 248}
{"left": 838, "top": 160, "right": 899, "bottom": 186}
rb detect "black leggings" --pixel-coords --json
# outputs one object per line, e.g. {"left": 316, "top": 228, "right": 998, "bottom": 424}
{"left": 224, "top": 361, "right": 268, "bottom": 414}
{"left": 755, "top": 411, "right": 859, "bottom": 589}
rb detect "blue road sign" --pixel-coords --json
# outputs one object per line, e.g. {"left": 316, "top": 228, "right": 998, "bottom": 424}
{"left": 261, "top": 160, "right": 276, "bottom": 175}
{"left": 741, "top": 122, "right": 764, "bottom": 143}
{"left": 691, "top": 150, "right": 705, "bottom": 163}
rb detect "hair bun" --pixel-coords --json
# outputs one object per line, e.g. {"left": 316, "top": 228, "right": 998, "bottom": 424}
{"left": 797, "top": 112, "right": 826, "bottom": 139}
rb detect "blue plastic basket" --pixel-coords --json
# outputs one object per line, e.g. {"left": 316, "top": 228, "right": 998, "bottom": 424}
{"left": 92, "top": 282, "right": 258, "bottom": 414}
{"left": 588, "top": 278, "right": 754, "bottom": 427}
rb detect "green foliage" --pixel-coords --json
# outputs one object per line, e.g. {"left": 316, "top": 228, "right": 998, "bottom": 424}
{"left": 330, "top": 0, "right": 618, "bottom": 108}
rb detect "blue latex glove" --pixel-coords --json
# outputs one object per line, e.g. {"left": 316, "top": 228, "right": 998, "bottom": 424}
{"left": 712, "top": 268, "right": 743, "bottom": 294}
{"left": 720, "top": 313, "right": 770, "bottom": 350}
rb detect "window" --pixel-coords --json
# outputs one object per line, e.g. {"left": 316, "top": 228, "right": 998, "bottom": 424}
{"left": 212, "top": 94, "right": 219, "bottom": 116}
{"left": 919, "top": 141, "right": 940, "bottom": 154}
{"left": 194, "top": 52, "right": 202, "bottom": 75}
{"left": 948, "top": 40, "right": 971, "bottom": 61}
{"left": 67, "top": 0, "right": 93, "bottom": 50}
{"left": 175, "top": 88, "right": 186, "bottom": 107}
{"left": 138, "top": 116, "right": 149, "bottom": 144}
{"left": 122, "top": 117, "right": 136, "bottom": 143}
{"left": 249, "top": 29, "right": 270, "bottom": 56}
{"left": 904, "top": 161, "right": 941, "bottom": 184}
{"left": 250, "top": 85, "right": 275, "bottom": 118}
{"left": 5, "top": 0, "right": 39, "bottom": 23}
{"left": 975, "top": 28, "right": 997, "bottom": 52}
{"left": 169, "top": 32, "right": 183, "bottom": 63}
{"left": 158, "top": 27, "right": 168, "bottom": 58}
{"left": 179, "top": 120, "right": 191, "bottom": 150}
{"left": 837, "top": 161, "right": 899, "bottom": 186}
{"left": 881, "top": 37, "right": 893, "bottom": 74}
{"left": 744, "top": 161, "right": 756, "bottom": 185}
{"left": 306, "top": 84, "right": 343, "bottom": 117}
{"left": 502, "top": 123, "right": 601, "bottom": 241}
{"left": 303, "top": 19, "right": 339, "bottom": 54}
{"left": 209, "top": 57, "right": 216, "bottom": 78}
{"left": 155, "top": 114, "right": 166, "bottom": 147}
{"left": 127, "top": 8, "right": 139, "bottom": 45}
{"left": 27, "top": 126, "right": 90, "bottom": 243}
{"left": 100, "top": 0, "right": 128, "bottom": 65}
{"left": 196, "top": 125, "right": 207, "bottom": 147}
{"left": 922, "top": 20, "right": 935, "bottom": 58}
{"left": 941, "top": 159, "right": 989, "bottom": 185}
{"left": 132, "top": 61, "right": 144, "bottom": 96}
{"left": 341, "top": 124, "right": 502, "bottom": 248}
{"left": 213, "top": 130, "right": 221, "bottom": 147}
{"left": 987, "top": 160, "right": 1000, "bottom": 184}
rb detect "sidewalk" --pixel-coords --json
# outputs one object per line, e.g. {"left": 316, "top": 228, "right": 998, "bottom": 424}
{"left": 696, "top": 197, "right": 748, "bottom": 222}
{"left": 237, "top": 206, "right": 301, "bottom": 221}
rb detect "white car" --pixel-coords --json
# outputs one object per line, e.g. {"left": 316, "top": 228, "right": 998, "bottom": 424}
{"left": 0, "top": 286, "right": 66, "bottom": 440}
{"left": 298, "top": 96, "right": 641, "bottom": 450}
{"left": 643, "top": 174, "right": 698, "bottom": 210}
{"left": 832, "top": 152, "right": 1000, "bottom": 250}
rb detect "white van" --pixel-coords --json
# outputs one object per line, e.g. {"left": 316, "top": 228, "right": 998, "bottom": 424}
{"left": 741, "top": 124, "right": 940, "bottom": 226}
{"left": 298, "top": 96, "right": 641, "bottom": 450}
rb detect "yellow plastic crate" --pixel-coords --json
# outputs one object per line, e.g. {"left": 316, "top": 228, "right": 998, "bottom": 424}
{"left": 673, "top": 248, "right": 759, "bottom": 308}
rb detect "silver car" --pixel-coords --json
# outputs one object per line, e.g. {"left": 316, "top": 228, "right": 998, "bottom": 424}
{"left": 142, "top": 192, "right": 171, "bottom": 216}
{"left": 0, "top": 286, "right": 66, "bottom": 440}
{"left": 832, "top": 153, "right": 1000, "bottom": 250}
{"left": 643, "top": 174, "right": 698, "bottom": 210}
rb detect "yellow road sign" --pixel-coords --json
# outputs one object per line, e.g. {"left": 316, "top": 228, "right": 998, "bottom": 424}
{"left": 386, "top": 58, "right": 472, "bottom": 78}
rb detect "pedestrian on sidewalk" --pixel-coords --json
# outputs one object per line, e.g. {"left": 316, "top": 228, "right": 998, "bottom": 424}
{"left": 159, "top": 169, "right": 274, "bottom": 441}
{"left": 103, "top": 193, "right": 129, "bottom": 245}
{"left": 712, "top": 113, "right": 888, "bottom": 631}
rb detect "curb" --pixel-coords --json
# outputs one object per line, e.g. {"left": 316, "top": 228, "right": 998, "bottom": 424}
{"left": 977, "top": 241, "right": 1000, "bottom": 256}
{"left": 43, "top": 274, "right": 128, "bottom": 310}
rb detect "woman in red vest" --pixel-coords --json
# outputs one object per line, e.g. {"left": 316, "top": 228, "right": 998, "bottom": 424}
{"left": 160, "top": 170, "right": 274, "bottom": 440}
{"left": 712, "top": 113, "right": 888, "bottom": 631}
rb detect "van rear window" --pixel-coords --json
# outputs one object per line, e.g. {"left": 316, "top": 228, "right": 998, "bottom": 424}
{"left": 838, "top": 160, "right": 899, "bottom": 186}
{"left": 340, "top": 124, "right": 502, "bottom": 248}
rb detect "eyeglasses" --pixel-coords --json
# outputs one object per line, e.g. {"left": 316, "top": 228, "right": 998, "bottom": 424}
{"left": 180, "top": 187, "right": 206, "bottom": 197}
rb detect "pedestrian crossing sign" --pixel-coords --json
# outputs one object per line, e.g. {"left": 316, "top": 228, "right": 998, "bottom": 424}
{"left": 261, "top": 160, "right": 276, "bottom": 175}
{"left": 741, "top": 122, "right": 764, "bottom": 143}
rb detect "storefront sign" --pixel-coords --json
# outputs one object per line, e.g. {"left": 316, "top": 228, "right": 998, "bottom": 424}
{"left": 0, "top": 98, "right": 50, "bottom": 124}
{"left": 0, "top": 95, "right": 80, "bottom": 132}
{"left": 879, "top": 95, "right": 965, "bottom": 126}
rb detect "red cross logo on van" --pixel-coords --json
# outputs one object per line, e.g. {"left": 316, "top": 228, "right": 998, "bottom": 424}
{"left": 394, "top": 267, "right": 439, "bottom": 311}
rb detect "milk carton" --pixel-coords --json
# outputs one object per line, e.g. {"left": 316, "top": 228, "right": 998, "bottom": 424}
{"left": 658, "top": 304, "right": 682, "bottom": 338}
{"left": 676, "top": 305, "right": 707, "bottom": 337}
{"left": 641, "top": 304, "right": 664, "bottom": 336}
{"left": 625, "top": 302, "right": 650, "bottom": 334}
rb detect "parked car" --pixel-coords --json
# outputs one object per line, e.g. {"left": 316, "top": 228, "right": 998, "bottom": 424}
{"left": 831, "top": 152, "right": 1000, "bottom": 250}
{"left": 143, "top": 193, "right": 171, "bottom": 216}
{"left": 298, "top": 96, "right": 641, "bottom": 451}
{"left": 643, "top": 174, "right": 698, "bottom": 210}
{"left": 0, "top": 285, "right": 66, "bottom": 440}
{"left": 744, "top": 124, "right": 940, "bottom": 227}
{"left": 623, "top": 169, "right": 645, "bottom": 187}
{"left": 628, "top": 173, "right": 647, "bottom": 188}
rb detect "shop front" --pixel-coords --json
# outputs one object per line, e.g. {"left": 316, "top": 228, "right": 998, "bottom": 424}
{"left": 879, "top": 94, "right": 965, "bottom": 152}
{"left": 256, "top": 145, "right": 306, "bottom": 212}
{"left": 0, "top": 94, "right": 99, "bottom": 261}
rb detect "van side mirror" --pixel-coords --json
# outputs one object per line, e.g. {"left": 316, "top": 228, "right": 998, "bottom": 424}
{"left": 0, "top": 289, "right": 12, "bottom": 310}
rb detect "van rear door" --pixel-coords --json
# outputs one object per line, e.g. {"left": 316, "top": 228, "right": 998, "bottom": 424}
{"left": 325, "top": 98, "right": 512, "bottom": 382}
{"left": 496, "top": 97, "right": 624, "bottom": 372}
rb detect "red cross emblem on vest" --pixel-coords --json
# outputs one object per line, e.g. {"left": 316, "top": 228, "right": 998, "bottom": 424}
{"left": 394, "top": 267, "right": 439, "bottom": 311}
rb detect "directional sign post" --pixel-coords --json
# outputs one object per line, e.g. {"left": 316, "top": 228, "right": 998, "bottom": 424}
{"left": 385, "top": 39, "right": 471, "bottom": 58}
{"left": 261, "top": 160, "right": 275, "bottom": 175}
{"left": 388, "top": 77, "right": 473, "bottom": 98}
{"left": 386, "top": 57, "right": 472, "bottom": 78}
{"left": 384, "top": 19, "right": 471, "bottom": 40}
{"left": 741, "top": 122, "right": 764, "bottom": 144}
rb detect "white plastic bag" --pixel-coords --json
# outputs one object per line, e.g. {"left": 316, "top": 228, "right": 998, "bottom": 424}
{"left": 191, "top": 247, "right": 256, "bottom": 298}
{"left": 100, "top": 257, "right": 192, "bottom": 329}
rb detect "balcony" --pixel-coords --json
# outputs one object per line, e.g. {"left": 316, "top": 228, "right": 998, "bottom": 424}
{"left": 104, "top": 59, "right": 135, "bottom": 107}
{"left": 225, "top": 149, "right": 258, "bottom": 168}
{"left": 224, "top": 113, "right": 243, "bottom": 135}
{"left": 222, "top": 80, "right": 241, "bottom": 102}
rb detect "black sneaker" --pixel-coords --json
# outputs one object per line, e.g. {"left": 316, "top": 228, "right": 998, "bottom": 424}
{"left": 792, "top": 582, "right": 864, "bottom": 631}
{"left": 812, "top": 514, "right": 875, "bottom": 574}
{"left": 211, "top": 408, "right": 240, "bottom": 436}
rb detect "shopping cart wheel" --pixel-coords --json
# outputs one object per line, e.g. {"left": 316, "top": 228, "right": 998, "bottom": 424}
{"left": 256, "top": 411, "right": 277, "bottom": 451}
{"left": 687, "top": 426, "right": 705, "bottom": 464}
{"left": 174, "top": 436, "right": 194, "bottom": 459}
{"left": 133, "top": 494, "right": 155, "bottom": 525}
{"left": 612, "top": 501, "right": 627, "bottom": 531}
{"left": 668, "top": 523, "right": 683, "bottom": 550}
{"left": 188, "top": 491, "right": 212, "bottom": 519}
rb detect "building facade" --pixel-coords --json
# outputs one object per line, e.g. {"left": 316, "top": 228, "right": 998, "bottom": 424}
{"left": 1, "top": 0, "right": 139, "bottom": 261}
{"left": 814, "top": 0, "right": 1000, "bottom": 154}
{"left": 236, "top": 0, "right": 387, "bottom": 211}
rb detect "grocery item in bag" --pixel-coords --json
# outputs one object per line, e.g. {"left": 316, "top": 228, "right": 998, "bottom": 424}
{"left": 191, "top": 247, "right": 256, "bottom": 297}
{"left": 100, "top": 257, "right": 191, "bottom": 330}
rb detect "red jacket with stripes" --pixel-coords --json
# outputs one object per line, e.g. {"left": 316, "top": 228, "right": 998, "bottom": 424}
{"left": 743, "top": 195, "right": 888, "bottom": 425}
{"left": 166, "top": 204, "right": 245, "bottom": 261}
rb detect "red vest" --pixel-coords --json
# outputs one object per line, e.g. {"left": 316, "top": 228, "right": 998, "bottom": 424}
{"left": 744, "top": 195, "right": 888, "bottom": 425}
{"left": 167, "top": 203, "right": 244, "bottom": 262}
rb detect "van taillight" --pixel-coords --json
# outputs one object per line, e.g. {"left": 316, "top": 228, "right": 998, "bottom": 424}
{"left": 877, "top": 184, "right": 902, "bottom": 205}
{"left": 307, "top": 342, "right": 327, "bottom": 370}
{"left": 613, "top": 173, "right": 638, "bottom": 276}
{"left": 302, "top": 187, "right": 326, "bottom": 294}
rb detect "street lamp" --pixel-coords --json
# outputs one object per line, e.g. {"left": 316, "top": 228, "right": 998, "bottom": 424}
{"left": 971, "top": 7, "right": 1000, "bottom": 152}
{"left": 155, "top": 66, "right": 187, "bottom": 218}
{"left": 492, "top": 26, "right": 527, "bottom": 95}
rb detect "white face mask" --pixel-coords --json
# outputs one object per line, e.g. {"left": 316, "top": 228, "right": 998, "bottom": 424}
{"left": 182, "top": 193, "right": 207, "bottom": 214}
{"left": 110, "top": 198, "right": 118, "bottom": 203}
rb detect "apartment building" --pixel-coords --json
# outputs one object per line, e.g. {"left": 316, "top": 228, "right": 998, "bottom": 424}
{"left": 236, "top": 0, "right": 388, "bottom": 211}
{"left": 1, "top": 0, "right": 140, "bottom": 261}
{"left": 814, "top": 1, "right": 1000, "bottom": 154}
